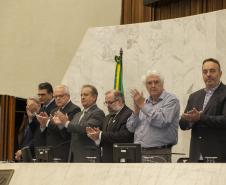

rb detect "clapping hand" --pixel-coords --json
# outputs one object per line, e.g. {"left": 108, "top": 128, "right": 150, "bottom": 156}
{"left": 51, "top": 111, "right": 69, "bottom": 125}
{"left": 86, "top": 127, "right": 100, "bottom": 141}
{"left": 181, "top": 108, "right": 202, "bottom": 122}
{"left": 130, "top": 89, "right": 145, "bottom": 114}
{"left": 36, "top": 112, "right": 49, "bottom": 128}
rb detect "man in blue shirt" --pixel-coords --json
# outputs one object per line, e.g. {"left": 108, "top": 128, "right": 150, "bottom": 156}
{"left": 126, "top": 70, "right": 180, "bottom": 162}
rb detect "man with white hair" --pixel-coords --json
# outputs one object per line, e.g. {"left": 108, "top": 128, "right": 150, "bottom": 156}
{"left": 37, "top": 85, "right": 81, "bottom": 162}
{"left": 126, "top": 70, "right": 180, "bottom": 162}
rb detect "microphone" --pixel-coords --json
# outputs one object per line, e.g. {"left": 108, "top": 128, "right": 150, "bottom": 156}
{"left": 21, "top": 146, "right": 33, "bottom": 162}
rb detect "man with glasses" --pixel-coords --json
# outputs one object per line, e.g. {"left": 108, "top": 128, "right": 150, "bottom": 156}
{"left": 180, "top": 58, "right": 226, "bottom": 162}
{"left": 126, "top": 70, "right": 180, "bottom": 162}
{"left": 86, "top": 90, "right": 134, "bottom": 162}
{"left": 37, "top": 85, "right": 81, "bottom": 162}
{"left": 52, "top": 84, "right": 105, "bottom": 162}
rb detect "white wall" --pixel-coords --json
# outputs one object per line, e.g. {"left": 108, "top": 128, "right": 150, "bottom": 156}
{"left": 0, "top": 0, "right": 121, "bottom": 98}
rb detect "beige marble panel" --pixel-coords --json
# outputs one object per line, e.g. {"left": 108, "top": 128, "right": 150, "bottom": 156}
{"left": 1, "top": 163, "right": 226, "bottom": 185}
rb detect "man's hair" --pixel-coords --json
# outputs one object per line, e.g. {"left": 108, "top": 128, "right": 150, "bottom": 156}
{"left": 202, "top": 58, "right": 221, "bottom": 71}
{"left": 38, "top": 82, "right": 53, "bottom": 94}
{"left": 105, "top": 90, "right": 125, "bottom": 104}
{"left": 54, "top": 85, "right": 70, "bottom": 96}
{"left": 142, "top": 70, "right": 164, "bottom": 85}
{"left": 27, "top": 97, "right": 40, "bottom": 104}
{"left": 82, "top": 84, "right": 98, "bottom": 97}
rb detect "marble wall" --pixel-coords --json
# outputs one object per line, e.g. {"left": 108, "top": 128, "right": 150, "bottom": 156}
{"left": 1, "top": 163, "right": 226, "bottom": 185}
{"left": 62, "top": 10, "right": 226, "bottom": 160}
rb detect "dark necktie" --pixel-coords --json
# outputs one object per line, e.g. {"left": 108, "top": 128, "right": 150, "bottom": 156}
{"left": 106, "top": 114, "right": 116, "bottom": 130}
{"left": 41, "top": 105, "right": 47, "bottom": 112}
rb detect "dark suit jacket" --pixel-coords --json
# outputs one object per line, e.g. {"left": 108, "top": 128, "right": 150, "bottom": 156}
{"left": 33, "top": 100, "right": 57, "bottom": 148}
{"left": 40, "top": 99, "right": 57, "bottom": 116}
{"left": 179, "top": 83, "right": 226, "bottom": 162}
{"left": 46, "top": 101, "right": 81, "bottom": 162}
{"left": 100, "top": 105, "right": 134, "bottom": 162}
{"left": 67, "top": 104, "right": 105, "bottom": 162}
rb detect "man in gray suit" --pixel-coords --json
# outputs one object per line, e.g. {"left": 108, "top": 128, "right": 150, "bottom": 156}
{"left": 53, "top": 84, "right": 105, "bottom": 162}
{"left": 37, "top": 85, "right": 81, "bottom": 162}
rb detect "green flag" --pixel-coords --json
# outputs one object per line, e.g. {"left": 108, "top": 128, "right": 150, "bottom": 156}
{"left": 114, "top": 49, "right": 124, "bottom": 95}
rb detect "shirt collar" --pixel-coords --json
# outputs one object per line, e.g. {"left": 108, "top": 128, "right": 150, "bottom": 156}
{"left": 44, "top": 98, "right": 54, "bottom": 108}
{"left": 83, "top": 103, "right": 96, "bottom": 112}
{"left": 110, "top": 105, "right": 124, "bottom": 116}
{"left": 204, "top": 82, "right": 221, "bottom": 93}
{"left": 146, "top": 90, "right": 166, "bottom": 104}
{"left": 61, "top": 100, "right": 71, "bottom": 110}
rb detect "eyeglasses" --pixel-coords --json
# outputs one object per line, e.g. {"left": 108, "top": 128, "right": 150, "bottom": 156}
{"left": 104, "top": 99, "right": 118, "bottom": 105}
{"left": 53, "top": 94, "right": 66, "bottom": 99}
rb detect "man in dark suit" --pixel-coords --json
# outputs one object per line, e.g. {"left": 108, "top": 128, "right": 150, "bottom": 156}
{"left": 53, "top": 84, "right": 105, "bottom": 162}
{"left": 179, "top": 58, "right": 226, "bottom": 162}
{"left": 38, "top": 82, "right": 57, "bottom": 115}
{"left": 33, "top": 82, "right": 57, "bottom": 147}
{"left": 15, "top": 97, "right": 41, "bottom": 161}
{"left": 37, "top": 85, "right": 80, "bottom": 162}
{"left": 86, "top": 90, "right": 133, "bottom": 162}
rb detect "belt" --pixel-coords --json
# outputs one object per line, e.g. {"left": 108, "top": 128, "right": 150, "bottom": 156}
{"left": 142, "top": 144, "right": 172, "bottom": 150}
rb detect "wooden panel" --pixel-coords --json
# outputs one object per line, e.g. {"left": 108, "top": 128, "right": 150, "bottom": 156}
{"left": 132, "top": 0, "right": 143, "bottom": 23}
{"left": 8, "top": 97, "right": 15, "bottom": 161}
{"left": 4, "top": 96, "right": 8, "bottom": 160}
{"left": 223, "top": 0, "right": 226, "bottom": 8}
{"left": 160, "top": 3, "right": 171, "bottom": 20}
{"left": 121, "top": 0, "right": 132, "bottom": 24}
{"left": 170, "top": 0, "right": 180, "bottom": 19}
{"left": 0, "top": 95, "right": 16, "bottom": 161}
{"left": 207, "top": 0, "right": 214, "bottom": 12}
{"left": 0, "top": 96, "right": 5, "bottom": 160}
{"left": 155, "top": 6, "right": 161, "bottom": 20}
{"left": 191, "top": 0, "right": 203, "bottom": 15}
{"left": 143, "top": 6, "right": 152, "bottom": 22}
{"left": 121, "top": 0, "right": 226, "bottom": 24}
{"left": 216, "top": 0, "right": 223, "bottom": 10}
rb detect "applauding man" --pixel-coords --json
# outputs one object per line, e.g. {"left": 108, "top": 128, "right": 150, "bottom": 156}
{"left": 126, "top": 70, "right": 180, "bottom": 162}
{"left": 86, "top": 90, "right": 133, "bottom": 162}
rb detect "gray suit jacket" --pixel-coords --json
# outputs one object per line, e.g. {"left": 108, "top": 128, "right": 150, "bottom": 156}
{"left": 67, "top": 104, "right": 105, "bottom": 162}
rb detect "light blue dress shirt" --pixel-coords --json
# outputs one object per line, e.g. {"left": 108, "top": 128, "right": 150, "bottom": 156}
{"left": 126, "top": 90, "right": 180, "bottom": 148}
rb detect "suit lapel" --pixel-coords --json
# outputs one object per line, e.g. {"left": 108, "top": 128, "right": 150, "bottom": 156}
{"left": 103, "top": 115, "right": 111, "bottom": 131}
{"left": 195, "top": 90, "right": 206, "bottom": 111}
{"left": 203, "top": 84, "right": 222, "bottom": 113}
{"left": 78, "top": 104, "right": 97, "bottom": 125}
{"left": 104, "top": 106, "right": 126, "bottom": 131}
